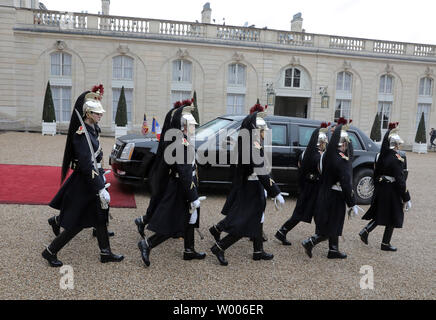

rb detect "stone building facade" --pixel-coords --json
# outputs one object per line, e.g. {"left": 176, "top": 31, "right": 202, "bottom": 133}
{"left": 1, "top": 0, "right": 435, "bottom": 147}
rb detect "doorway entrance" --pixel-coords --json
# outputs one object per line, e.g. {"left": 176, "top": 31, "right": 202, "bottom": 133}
{"left": 274, "top": 96, "right": 309, "bottom": 118}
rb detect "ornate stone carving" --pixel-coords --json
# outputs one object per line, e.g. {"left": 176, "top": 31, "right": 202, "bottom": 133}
{"left": 176, "top": 48, "right": 189, "bottom": 59}
{"left": 343, "top": 60, "right": 352, "bottom": 71}
{"left": 55, "top": 40, "right": 67, "bottom": 51}
{"left": 290, "top": 55, "right": 300, "bottom": 66}
{"left": 425, "top": 66, "right": 433, "bottom": 77}
{"left": 117, "top": 44, "right": 130, "bottom": 55}
{"left": 232, "top": 52, "right": 244, "bottom": 62}
{"left": 385, "top": 63, "right": 394, "bottom": 75}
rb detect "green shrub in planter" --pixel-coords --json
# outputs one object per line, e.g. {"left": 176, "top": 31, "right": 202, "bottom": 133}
{"left": 42, "top": 81, "right": 56, "bottom": 122}
{"left": 415, "top": 112, "right": 427, "bottom": 144}
{"left": 370, "top": 113, "right": 381, "bottom": 142}
{"left": 115, "top": 86, "right": 128, "bottom": 127}
{"left": 192, "top": 91, "right": 200, "bottom": 126}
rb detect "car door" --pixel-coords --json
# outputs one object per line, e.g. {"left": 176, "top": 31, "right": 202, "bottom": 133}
{"left": 267, "top": 121, "right": 292, "bottom": 188}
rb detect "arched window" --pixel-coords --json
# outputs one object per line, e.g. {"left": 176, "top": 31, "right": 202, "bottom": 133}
{"left": 419, "top": 77, "right": 433, "bottom": 96}
{"left": 113, "top": 56, "right": 133, "bottom": 80}
{"left": 284, "top": 67, "right": 301, "bottom": 88}
{"left": 172, "top": 59, "right": 192, "bottom": 82}
{"left": 228, "top": 63, "right": 246, "bottom": 86}
{"left": 379, "top": 74, "right": 393, "bottom": 94}
{"left": 50, "top": 52, "right": 71, "bottom": 76}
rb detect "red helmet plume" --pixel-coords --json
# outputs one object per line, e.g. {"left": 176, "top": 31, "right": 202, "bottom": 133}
{"left": 388, "top": 122, "right": 399, "bottom": 130}
{"left": 250, "top": 103, "right": 265, "bottom": 114}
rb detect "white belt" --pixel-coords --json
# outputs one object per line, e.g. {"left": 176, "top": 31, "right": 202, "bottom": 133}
{"left": 331, "top": 184, "right": 342, "bottom": 192}
{"left": 380, "top": 175, "right": 395, "bottom": 182}
{"left": 97, "top": 163, "right": 102, "bottom": 169}
{"left": 247, "top": 173, "right": 259, "bottom": 181}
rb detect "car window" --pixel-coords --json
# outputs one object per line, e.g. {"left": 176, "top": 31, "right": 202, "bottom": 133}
{"left": 195, "top": 118, "right": 233, "bottom": 140}
{"left": 270, "top": 124, "right": 287, "bottom": 146}
{"left": 348, "top": 131, "right": 364, "bottom": 150}
{"left": 298, "top": 126, "right": 317, "bottom": 147}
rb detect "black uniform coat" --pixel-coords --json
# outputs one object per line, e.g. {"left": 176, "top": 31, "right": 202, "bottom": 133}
{"left": 290, "top": 128, "right": 322, "bottom": 223}
{"left": 314, "top": 126, "right": 355, "bottom": 237}
{"left": 362, "top": 149, "right": 410, "bottom": 228}
{"left": 220, "top": 113, "right": 281, "bottom": 238}
{"left": 147, "top": 139, "right": 199, "bottom": 238}
{"left": 50, "top": 123, "right": 106, "bottom": 230}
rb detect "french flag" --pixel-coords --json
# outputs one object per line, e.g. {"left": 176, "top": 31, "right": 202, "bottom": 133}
{"left": 151, "top": 117, "right": 161, "bottom": 140}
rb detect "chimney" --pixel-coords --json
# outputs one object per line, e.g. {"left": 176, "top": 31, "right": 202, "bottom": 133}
{"left": 102, "top": 0, "right": 110, "bottom": 15}
{"left": 291, "top": 13, "right": 303, "bottom": 32}
{"left": 201, "top": 2, "right": 211, "bottom": 24}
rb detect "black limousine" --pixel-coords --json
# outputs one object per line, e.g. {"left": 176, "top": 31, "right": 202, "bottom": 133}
{"left": 109, "top": 115, "right": 383, "bottom": 204}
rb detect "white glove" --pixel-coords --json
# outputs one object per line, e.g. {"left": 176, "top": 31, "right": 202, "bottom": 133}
{"left": 349, "top": 205, "right": 364, "bottom": 218}
{"left": 405, "top": 201, "right": 412, "bottom": 211}
{"left": 274, "top": 194, "right": 285, "bottom": 210}
{"left": 103, "top": 170, "right": 111, "bottom": 184}
{"left": 189, "top": 209, "right": 198, "bottom": 224}
{"left": 99, "top": 188, "right": 110, "bottom": 209}
{"left": 191, "top": 199, "right": 201, "bottom": 211}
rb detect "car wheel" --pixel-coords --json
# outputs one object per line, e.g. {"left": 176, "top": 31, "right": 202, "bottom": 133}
{"left": 353, "top": 168, "right": 374, "bottom": 205}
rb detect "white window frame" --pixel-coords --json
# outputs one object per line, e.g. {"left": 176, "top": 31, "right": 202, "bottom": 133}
{"left": 228, "top": 63, "right": 246, "bottom": 87}
{"left": 334, "top": 99, "right": 351, "bottom": 122}
{"left": 419, "top": 77, "right": 433, "bottom": 96}
{"left": 112, "top": 56, "right": 134, "bottom": 81}
{"left": 377, "top": 101, "right": 392, "bottom": 131}
{"left": 50, "top": 52, "right": 72, "bottom": 77}
{"left": 336, "top": 71, "right": 352, "bottom": 92}
{"left": 226, "top": 94, "right": 245, "bottom": 115}
{"left": 379, "top": 75, "right": 393, "bottom": 94}
{"left": 172, "top": 59, "right": 192, "bottom": 83}
{"left": 51, "top": 86, "right": 72, "bottom": 123}
{"left": 284, "top": 67, "right": 301, "bottom": 88}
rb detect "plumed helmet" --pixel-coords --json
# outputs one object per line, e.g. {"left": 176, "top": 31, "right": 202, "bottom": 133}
{"left": 336, "top": 117, "right": 352, "bottom": 146}
{"left": 83, "top": 84, "right": 105, "bottom": 115}
{"left": 388, "top": 122, "right": 403, "bottom": 149}
{"left": 250, "top": 103, "right": 269, "bottom": 130}
{"left": 318, "top": 122, "right": 330, "bottom": 146}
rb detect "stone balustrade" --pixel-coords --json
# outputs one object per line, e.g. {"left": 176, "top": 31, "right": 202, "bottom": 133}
{"left": 25, "top": 9, "right": 436, "bottom": 59}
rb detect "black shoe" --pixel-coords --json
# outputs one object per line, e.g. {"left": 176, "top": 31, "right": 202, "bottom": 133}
{"left": 327, "top": 249, "right": 347, "bottom": 259}
{"left": 301, "top": 238, "right": 314, "bottom": 258}
{"left": 135, "top": 217, "right": 146, "bottom": 238}
{"left": 275, "top": 230, "right": 292, "bottom": 246}
{"left": 183, "top": 249, "right": 206, "bottom": 260}
{"left": 210, "top": 244, "right": 228, "bottom": 266}
{"left": 359, "top": 228, "right": 369, "bottom": 245}
{"left": 92, "top": 228, "right": 115, "bottom": 238}
{"left": 381, "top": 243, "right": 397, "bottom": 252}
{"left": 48, "top": 216, "right": 60, "bottom": 236}
{"left": 42, "top": 248, "right": 63, "bottom": 267}
{"left": 253, "top": 251, "right": 274, "bottom": 261}
{"left": 209, "top": 225, "right": 221, "bottom": 242}
{"left": 100, "top": 248, "right": 124, "bottom": 263}
{"left": 138, "top": 239, "right": 151, "bottom": 266}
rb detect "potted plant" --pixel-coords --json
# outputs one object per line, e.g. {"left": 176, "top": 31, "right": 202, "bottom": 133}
{"left": 42, "top": 81, "right": 57, "bottom": 136}
{"left": 370, "top": 113, "right": 381, "bottom": 145}
{"left": 192, "top": 91, "right": 200, "bottom": 127}
{"left": 412, "top": 112, "right": 427, "bottom": 154}
{"left": 115, "top": 86, "right": 128, "bottom": 138}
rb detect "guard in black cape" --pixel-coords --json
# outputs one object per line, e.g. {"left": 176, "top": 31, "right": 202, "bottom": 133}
{"left": 210, "top": 104, "right": 285, "bottom": 266}
{"left": 42, "top": 85, "right": 124, "bottom": 267}
{"left": 301, "top": 118, "right": 363, "bottom": 259}
{"left": 133, "top": 100, "right": 185, "bottom": 238}
{"left": 359, "top": 122, "right": 412, "bottom": 251}
{"left": 137, "top": 101, "right": 206, "bottom": 267}
{"left": 274, "top": 122, "right": 329, "bottom": 245}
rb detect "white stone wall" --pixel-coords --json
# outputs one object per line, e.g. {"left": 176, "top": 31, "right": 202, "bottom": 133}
{"left": 0, "top": 5, "right": 435, "bottom": 147}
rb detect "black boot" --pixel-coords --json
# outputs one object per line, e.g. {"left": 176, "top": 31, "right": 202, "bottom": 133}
{"left": 92, "top": 228, "right": 115, "bottom": 238}
{"left": 209, "top": 225, "right": 221, "bottom": 242}
{"left": 210, "top": 244, "right": 228, "bottom": 266}
{"left": 359, "top": 220, "right": 377, "bottom": 245}
{"left": 100, "top": 248, "right": 124, "bottom": 263}
{"left": 301, "top": 234, "right": 327, "bottom": 258}
{"left": 327, "top": 237, "right": 347, "bottom": 259}
{"left": 275, "top": 229, "right": 292, "bottom": 246}
{"left": 381, "top": 227, "right": 397, "bottom": 251}
{"left": 48, "top": 216, "right": 60, "bottom": 236}
{"left": 42, "top": 247, "right": 63, "bottom": 267}
{"left": 253, "top": 235, "right": 273, "bottom": 260}
{"left": 138, "top": 239, "right": 151, "bottom": 266}
{"left": 183, "top": 249, "right": 206, "bottom": 260}
{"left": 134, "top": 216, "right": 146, "bottom": 238}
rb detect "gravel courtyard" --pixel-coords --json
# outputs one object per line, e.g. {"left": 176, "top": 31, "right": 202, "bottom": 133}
{"left": 0, "top": 131, "right": 434, "bottom": 300}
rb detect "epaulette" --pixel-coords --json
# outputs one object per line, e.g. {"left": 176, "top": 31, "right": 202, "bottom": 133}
{"left": 395, "top": 153, "right": 404, "bottom": 162}
{"left": 76, "top": 126, "right": 85, "bottom": 135}
{"left": 182, "top": 138, "right": 189, "bottom": 146}
{"left": 253, "top": 141, "right": 262, "bottom": 150}
{"left": 339, "top": 152, "right": 349, "bottom": 161}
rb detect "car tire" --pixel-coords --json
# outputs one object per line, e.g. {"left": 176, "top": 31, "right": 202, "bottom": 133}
{"left": 353, "top": 168, "right": 374, "bottom": 205}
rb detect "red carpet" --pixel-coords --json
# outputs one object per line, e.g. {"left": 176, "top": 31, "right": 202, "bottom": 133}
{"left": 0, "top": 164, "right": 136, "bottom": 208}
